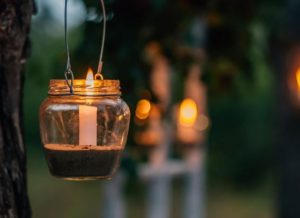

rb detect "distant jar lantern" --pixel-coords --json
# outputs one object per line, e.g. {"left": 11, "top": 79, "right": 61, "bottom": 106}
{"left": 288, "top": 67, "right": 300, "bottom": 108}
{"left": 39, "top": 76, "right": 130, "bottom": 180}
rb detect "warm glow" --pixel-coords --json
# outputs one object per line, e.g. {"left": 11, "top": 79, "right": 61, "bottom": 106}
{"left": 86, "top": 67, "right": 94, "bottom": 86}
{"left": 296, "top": 68, "right": 300, "bottom": 91}
{"left": 179, "top": 98, "right": 198, "bottom": 127}
{"left": 197, "top": 114, "right": 209, "bottom": 131}
{"left": 135, "top": 99, "right": 152, "bottom": 120}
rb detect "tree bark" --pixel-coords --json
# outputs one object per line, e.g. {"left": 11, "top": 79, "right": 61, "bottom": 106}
{"left": 0, "top": 1, "right": 33, "bottom": 217}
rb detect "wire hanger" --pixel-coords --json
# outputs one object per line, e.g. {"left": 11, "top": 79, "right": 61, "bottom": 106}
{"left": 64, "top": 0, "right": 107, "bottom": 94}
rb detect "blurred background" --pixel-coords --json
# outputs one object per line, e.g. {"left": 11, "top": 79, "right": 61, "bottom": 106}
{"left": 25, "top": 0, "right": 296, "bottom": 217}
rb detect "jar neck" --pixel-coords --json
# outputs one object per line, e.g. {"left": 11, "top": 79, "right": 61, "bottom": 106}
{"left": 48, "top": 94, "right": 121, "bottom": 99}
{"left": 48, "top": 79, "right": 121, "bottom": 96}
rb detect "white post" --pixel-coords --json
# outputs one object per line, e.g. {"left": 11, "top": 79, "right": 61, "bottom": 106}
{"left": 181, "top": 62, "right": 207, "bottom": 218}
{"left": 101, "top": 171, "right": 126, "bottom": 218}
{"left": 146, "top": 174, "right": 171, "bottom": 218}
{"left": 183, "top": 148, "right": 205, "bottom": 218}
{"left": 146, "top": 123, "right": 172, "bottom": 218}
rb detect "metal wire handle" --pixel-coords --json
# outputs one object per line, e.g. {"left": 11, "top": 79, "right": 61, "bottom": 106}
{"left": 95, "top": 0, "right": 106, "bottom": 80}
{"left": 64, "top": 0, "right": 74, "bottom": 94}
{"left": 64, "top": 0, "right": 107, "bottom": 94}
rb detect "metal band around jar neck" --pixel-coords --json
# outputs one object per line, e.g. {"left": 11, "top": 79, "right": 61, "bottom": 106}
{"left": 48, "top": 93, "right": 121, "bottom": 97}
{"left": 48, "top": 80, "right": 121, "bottom": 96}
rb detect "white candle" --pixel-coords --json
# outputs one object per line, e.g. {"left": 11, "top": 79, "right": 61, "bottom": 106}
{"left": 79, "top": 105, "right": 97, "bottom": 145}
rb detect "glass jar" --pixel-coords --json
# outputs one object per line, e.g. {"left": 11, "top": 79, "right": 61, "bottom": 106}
{"left": 39, "top": 79, "right": 130, "bottom": 180}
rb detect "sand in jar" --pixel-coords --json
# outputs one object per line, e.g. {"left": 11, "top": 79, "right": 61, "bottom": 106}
{"left": 44, "top": 144, "right": 123, "bottom": 180}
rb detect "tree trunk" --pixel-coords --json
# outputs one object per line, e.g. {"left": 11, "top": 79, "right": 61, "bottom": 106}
{"left": 0, "top": 1, "right": 33, "bottom": 217}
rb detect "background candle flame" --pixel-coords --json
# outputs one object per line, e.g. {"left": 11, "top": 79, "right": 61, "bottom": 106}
{"left": 86, "top": 67, "right": 94, "bottom": 86}
{"left": 135, "top": 99, "right": 151, "bottom": 120}
{"left": 179, "top": 98, "right": 198, "bottom": 127}
{"left": 296, "top": 68, "right": 300, "bottom": 91}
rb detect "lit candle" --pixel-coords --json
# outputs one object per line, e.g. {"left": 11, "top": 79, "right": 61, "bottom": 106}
{"left": 177, "top": 98, "right": 199, "bottom": 144}
{"left": 135, "top": 99, "right": 152, "bottom": 120}
{"left": 134, "top": 100, "right": 162, "bottom": 146}
{"left": 179, "top": 98, "right": 198, "bottom": 127}
{"left": 79, "top": 68, "right": 97, "bottom": 145}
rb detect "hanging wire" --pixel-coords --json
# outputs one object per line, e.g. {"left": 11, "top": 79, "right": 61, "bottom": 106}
{"left": 64, "top": 0, "right": 107, "bottom": 92}
{"left": 64, "top": 0, "right": 74, "bottom": 94}
{"left": 95, "top": 0, "right": 107, "bottom": 79}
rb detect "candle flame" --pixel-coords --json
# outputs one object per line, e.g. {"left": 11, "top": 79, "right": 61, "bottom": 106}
{"left": 86, "top": 67, "right": 94, "bottom": 86}
{"left": 296, "top": 68, "right": 300, "bottom": 91}
{"left": 179, "top": 98, "right": 198, "bottom": 127}
{"left": 135, "top": 99, "right": 151, "bottom": 120}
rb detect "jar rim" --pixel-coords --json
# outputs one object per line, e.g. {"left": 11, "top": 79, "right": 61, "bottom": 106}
{"left": 48, "top": 79, "right": 121, "bottom": 96}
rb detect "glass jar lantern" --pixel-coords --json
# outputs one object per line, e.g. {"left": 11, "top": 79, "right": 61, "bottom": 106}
{"left": 39, "top": 79, "right": 130, "bottom": 180}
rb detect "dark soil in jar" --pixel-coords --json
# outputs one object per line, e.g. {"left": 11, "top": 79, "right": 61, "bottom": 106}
{"left": 44, "top": 144, "right": 123, "bottom": 180}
